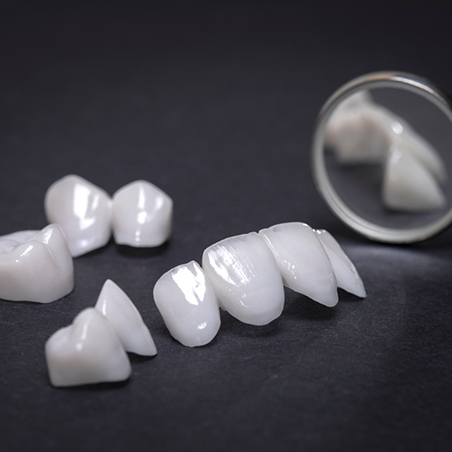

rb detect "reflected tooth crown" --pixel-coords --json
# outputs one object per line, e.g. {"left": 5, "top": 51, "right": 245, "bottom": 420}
{"left": 44, "top": 174, "right": 112, "bottom": 257}
{"left": 45, "top": 308, "right": 132, "bottom": 387}
{"left": 153, "top": 261, "right": 220, "bottom": 347}
{"left": 382, "top": 144, "right": 446, "bottom": 212}
{"left": 259, "top": 222, "right": 338, "bottom": 307}
{"left": 112, "top": 180, "right": 173, "bottom": 248}
{"left": 315, "top": 229, "right": 366, "bottom": 298}
{"left": 95, "top": 279, "right": 157, "bottom": 356}
{"left": 0, "top": 224, "right": 74, "bottom": 303}
{"left": 202, "top": 232, "right": 284, "bottom": 326}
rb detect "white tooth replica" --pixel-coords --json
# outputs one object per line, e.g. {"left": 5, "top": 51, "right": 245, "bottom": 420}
{"left": 44, "top": 175, "right": 112, "bottom": 257}
{"left": 95, "top": 279, "right": 157, "bottom": 355}
{"left": 259, "top": 222, "right": 338, "bottom": 307}
{"left": 202, "top": 232, "right": 284, "bottom": 326}
{"left": 45, "top": 308, "right": 131, "bottom": 387}
{"left": 0, "top": 224, "right": 74, "bottom": 303}
{"left": 112, "top": 180, "right": 173, "bottom": 248}
{"left": 325, "top": 91, "right": 448, "bottom": 183}
{"left": 325, "top": 92, "right": 390, "bottom": 164}
{"left": 315, "top": 229, "right": 366, "bottom": 298}
{"left": 382, "top": 143, "right": 446, "bottom": 212}
{"left": 153, "top": 261, "right": 221, "bottom": 347}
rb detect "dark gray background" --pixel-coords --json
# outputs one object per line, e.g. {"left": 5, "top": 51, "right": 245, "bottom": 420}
{"left": 1, "top": 1, "right": 452, "bottom": 451}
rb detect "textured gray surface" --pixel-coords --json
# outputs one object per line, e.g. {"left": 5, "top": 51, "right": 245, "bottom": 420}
{"left": 1, "top": 1, "right": 452, "bottom": 451}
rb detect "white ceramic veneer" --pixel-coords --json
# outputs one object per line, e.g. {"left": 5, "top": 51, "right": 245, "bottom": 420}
{"left": 259, "top": 222, "right": 338, "bottom": 307}
{"left": 202, "top": 232, "right": 285, "bottom": 326}
{"left": 95, "top": 279, "right": 157, "bottom": 356}
{"left": 153, "top": 261, "right": 220, "bottom": 347}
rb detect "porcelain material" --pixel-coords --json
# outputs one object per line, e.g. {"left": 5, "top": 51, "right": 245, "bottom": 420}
{"left": 315, "top": 229, "right": 366, "bottom": 298}
{"left": 45, "top": 308, "right": 132, "bottom": 387}
{"left": 153, "top": 261, "right": 220, "bottom": 347}
{"left": 112, "top": 180, "right": 173, "bottom": 247}
{"left": 202, "top": 232, "right": 284, "bottom": 326}
{"left": 325, "top": 91, "right": 447, "bottom": 183}
{"left": 259, "top": 222, "right": 338, "bottom": 307}
{"left": 382, "top": 144, "right": 446, "bottom": 212}
{"left": 44, "top": 175, "right": 112, "bottom": 257}
{"left": 95, "top": 279, "right": 157, "bottom": 356}
{"left": 0, "top": 224, "right": 74, "bottom": 303}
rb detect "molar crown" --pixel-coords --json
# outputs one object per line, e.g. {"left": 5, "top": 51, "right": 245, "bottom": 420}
{"left": 112, "top": 180, "right": 173, "bottom": 248}
{"left": 44, "top": 175, "right": 112, "bottom": 257}
{"left": 153, "top": 261, "right": 220, "bottom": 347}
{"left": 0, "top": 224, "right": 74, "bottom": 303}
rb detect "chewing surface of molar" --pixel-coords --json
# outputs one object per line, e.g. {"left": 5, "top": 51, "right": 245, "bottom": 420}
{"left": 382, "top": 144, "right": 446, "bottom": 212}
{"left": 0, "top": 224, "right": 74, "bottom": 303}
{"left": 259, "top": 222, "right": 338, "bottom": 307}
{"left": 44, "top": 175, "right": 112, "bottom": 257}
{"left": 45, "top": 308, "right": 132, "bottom": 387}
{"left": 325, "top": 92, "right": 448, "bottom": 183}
{"left": 202, "top": 232, "right": 284, "bottom": 326}
{"left": 112, "top": 180, "right": 173, "bottom": 247}
{"left": 315, "top": 229, "right": 366, "bottom": 298}
{"left": 153, "top": 261, "right": 221, "bottom": 347}
{"left": 95, "top": 279, "right": 157, "bottom": 356}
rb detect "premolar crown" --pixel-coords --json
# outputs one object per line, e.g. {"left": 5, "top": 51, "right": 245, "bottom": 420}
{"left": 44, "top": 175, "right": 112, "bottom": 257}
{"left": 112, "top": 180, "right": 173, "bottom": 248}
{"left": 45, "top": 308, "right": 132, "bottom": 387}
{"left": 0, "top": 224, "right": 74, "bottom": 303}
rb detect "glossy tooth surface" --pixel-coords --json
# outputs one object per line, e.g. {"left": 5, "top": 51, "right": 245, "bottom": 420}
{"left": 95, "top": 279, "right": 157, "bottom": 355}
{"left": 315, "top": 229, "right": 366, "bottom": 298}
{"left": 153, "top": 261, "right": 220, "bottom": 347}
{"left": 325, "top": 92, "right": 389, "bottom": 163}
{"left": 0, "top": 224, "right": 74, "bottom": 303}
{"left": 112, "top": 180, "right": 173, "bottom": 247}
{"left": 202, "top": 232, "right": 284, "bottom": 326}
{"left": 45, "top": 308, "right": 131, "bottom": 387}
{"left": 382, "top": 144, "right": 446, "bottom": 212}
{"left": 259, "top": 222, "right": 338, "bottom": 307}
{"left": 325, "top": 92, "right": 447, "bottom": 182}
{"left": 44, "top": 175, "right": 112, "bottom": 257}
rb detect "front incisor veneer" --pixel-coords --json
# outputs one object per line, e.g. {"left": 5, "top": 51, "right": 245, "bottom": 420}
{"left": 153, "top": 261, "right": 220, "bottom": 347}
{"left": 202, "top": 232, "right": 285, "bottom": 326}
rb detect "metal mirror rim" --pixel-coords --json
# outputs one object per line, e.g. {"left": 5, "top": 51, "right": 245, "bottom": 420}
{"left": 311, "top": 71, "right": 452, "bottom": 243}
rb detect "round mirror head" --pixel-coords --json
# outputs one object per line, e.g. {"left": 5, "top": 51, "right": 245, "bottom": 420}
{"left": 312, "top": 72, "right": 452, "bottom": 243}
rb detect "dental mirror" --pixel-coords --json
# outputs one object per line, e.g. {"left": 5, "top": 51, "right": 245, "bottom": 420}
{"left": 312, "top": 71, "right": 452, "bottom": 243}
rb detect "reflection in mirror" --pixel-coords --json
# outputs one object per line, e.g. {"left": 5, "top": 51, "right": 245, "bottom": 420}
{"left": 322, "top": 87, "right": 452, "bottom": 231}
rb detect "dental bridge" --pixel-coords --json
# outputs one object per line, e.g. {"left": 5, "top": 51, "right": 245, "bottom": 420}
{"left": 0, "top": 175, "right": 365, "bottom": 387}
